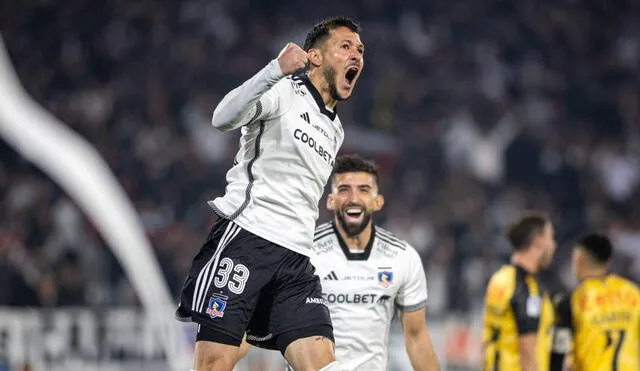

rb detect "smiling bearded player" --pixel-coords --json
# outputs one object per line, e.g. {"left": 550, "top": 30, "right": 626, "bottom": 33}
{"left": 308, "top": 154, "right": 440, "bottom": 371}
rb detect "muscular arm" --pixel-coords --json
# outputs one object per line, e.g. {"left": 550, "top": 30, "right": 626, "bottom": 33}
{"left": 399, "top": 309, "right": 440, "bottom": 371}
{"left": 211, "top": 59, "right": 284, "bottom": 132}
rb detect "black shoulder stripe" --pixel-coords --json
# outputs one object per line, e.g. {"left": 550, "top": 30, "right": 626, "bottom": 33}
{"left": 314, "top": 230, "right": 334, "bottom": 242}
{"left": 315, "top": 223, "right": 332, "bottom": 234}
{"left": 376, "top": 234, "right": 406, "bottom": 250}
{"left": 376, "top": 228, "right": 405, "bottom": 244}
{"left": 248, "top": 100, "right": 262, "bottom": 125}
{"left": 291, "top": 74, "right": 303, "bottom": 81}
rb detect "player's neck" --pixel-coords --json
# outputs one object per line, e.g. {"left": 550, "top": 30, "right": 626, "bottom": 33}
{"left": 578, "top": 267, "right": 607, "bottom": 282}
{"left": 335, "top": 221, "right": 372, "bottom": 251}
{"left": 510, "top": 252, "right": 539, "bottom": 274}
{"left": 307, "top": 69, "right": 337, "bottom": 110}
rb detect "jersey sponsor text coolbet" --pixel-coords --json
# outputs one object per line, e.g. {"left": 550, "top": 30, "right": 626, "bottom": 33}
{"left": 482, "top": 265, "right": 554, "bottom": 371}
{"left": 553, "top": 275, "right": 640, "bottom": 371}
{"left": 210, "top": 62, "right": 344, "bottom": 257}
{"left": 311, "top": 222, "right": 428, "bottom": 371}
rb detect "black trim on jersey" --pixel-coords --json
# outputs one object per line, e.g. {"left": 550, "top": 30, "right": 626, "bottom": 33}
{"left": 510, "top": 264, "right": 541, "bottom": 334}
{"left": 314, "top": 229, "right": 334, "bottom": 242}
{"left": 377, "top": 234, "right": 406, "bottom": 250}
{"left": 397, "top": 299, "right": 427, "bottom": 313}
{"left": 212, "top": 121, "right": 266, "bottom": 220}
{"left": 293, "top": 71, "right": 337, "bottom": 121}
{"left": 250, "top": 101, "right": 263, "bottom": 124}
{"left": 375, "top": 229, "right": 407, "bottom": 250}
{"left": 314, "top": 222, "right": 333, "bottom": 235}
{"left": 332, "top": 221, "right": 375, "bottom": 260}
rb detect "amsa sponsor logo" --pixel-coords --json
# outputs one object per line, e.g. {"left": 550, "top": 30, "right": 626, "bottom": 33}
{"left": 305, "top": 297, "right": 328, "bottom": 306}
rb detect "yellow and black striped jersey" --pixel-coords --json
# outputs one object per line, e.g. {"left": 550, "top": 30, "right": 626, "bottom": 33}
{"left": 551, "top": 275, "right": 640, "bottom": 371}
{"left": 483, "top": 264, "right": 554, "bottom": 371}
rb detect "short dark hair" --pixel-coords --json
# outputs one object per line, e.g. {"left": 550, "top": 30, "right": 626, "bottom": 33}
{"left": 575, "top": 233, "right": 613, "bottom": 265}
{"left": 506, "top": 211, "right": 550, "bottom": 251}
{"left": 331, "top": 154, "right": 379, "bottom": 188}
{"left": 303, "top": 16, "right": 361, "bottom": 51}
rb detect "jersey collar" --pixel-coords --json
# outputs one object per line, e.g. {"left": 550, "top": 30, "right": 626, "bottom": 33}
{"left": 295, "top": 70, "right": 337, "bottom": 121}
{"left": 332, "top": 221, "right": 375, "bottom": 260}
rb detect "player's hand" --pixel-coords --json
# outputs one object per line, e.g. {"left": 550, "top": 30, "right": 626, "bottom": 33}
{"left": 277, "top": 43, "right": 308, "bottom": 75}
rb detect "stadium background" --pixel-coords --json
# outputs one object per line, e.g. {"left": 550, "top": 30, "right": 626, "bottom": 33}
{"left": 1, "top": 0, "right": 639, "bottom": 369}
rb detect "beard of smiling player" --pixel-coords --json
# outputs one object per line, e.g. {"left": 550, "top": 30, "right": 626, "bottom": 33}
{"left": 322, "top": 64, "right": 344, "bottom": 102}
{"left": 335, "top": 204, "right": 372, "bottom": 238}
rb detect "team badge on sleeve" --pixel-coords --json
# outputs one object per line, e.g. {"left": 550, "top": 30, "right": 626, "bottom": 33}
{"left": 526, "top": 295, "right": 541, "bottom": 317}
{"left": 206, "top": 294, "right": 228, "bottom": 319}
{"left": 378, "top": 270, "right": 393, "bottom": 288}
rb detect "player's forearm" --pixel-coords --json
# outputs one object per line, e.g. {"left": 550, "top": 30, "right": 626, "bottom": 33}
{"left": 405, "top": 334, "right": 440, "bottom": 371}
{"left": 519, "top": 351, "right": 537, "bottom": 371}
{"left": 211, "top": 59, "right": 283, "bottom": 132}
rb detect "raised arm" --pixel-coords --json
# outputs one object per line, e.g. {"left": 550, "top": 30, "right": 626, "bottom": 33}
{"left": 212, "top": 43, "right": 308, "bottom": 132}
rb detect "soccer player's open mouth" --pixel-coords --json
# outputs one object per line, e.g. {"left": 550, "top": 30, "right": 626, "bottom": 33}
{"left": 344, "top": 67, "right": 358, "bottom": 88}
{"left": 344, "top": 207, "right": 364, "bottom": 222}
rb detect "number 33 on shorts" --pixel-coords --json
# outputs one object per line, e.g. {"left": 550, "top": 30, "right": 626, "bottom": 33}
{"left": 214, "top": 257, "right": 250, "bottom": 294}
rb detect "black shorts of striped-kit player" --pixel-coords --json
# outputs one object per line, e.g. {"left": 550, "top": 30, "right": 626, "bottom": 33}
{"left": 175, "top": 216, "right": 334, "bottom": 354}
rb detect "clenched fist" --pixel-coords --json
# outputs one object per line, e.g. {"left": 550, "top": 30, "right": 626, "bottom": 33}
{"left": 277, "top": 43, "right": 308, "bottom": 76}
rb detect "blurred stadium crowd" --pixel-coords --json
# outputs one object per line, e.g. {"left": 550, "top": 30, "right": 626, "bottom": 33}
{"left": 1, "top": 0, "right": 639, "bottom": 320}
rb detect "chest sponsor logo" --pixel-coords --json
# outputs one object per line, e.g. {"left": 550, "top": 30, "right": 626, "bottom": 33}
{"left": 343, "top": 275, "right": 375, "bottom": 281}
{"left": 322, "top": 293, "right": 392, "bottom": 305}
{"left": 293, "top": 128, "right": 334, "bottom": 167}
{"left": 299, "top": 112, "right": 339, "bottom": 151}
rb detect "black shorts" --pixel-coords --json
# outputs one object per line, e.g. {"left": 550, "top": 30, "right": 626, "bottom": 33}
{"left": 175, "top": 216, "right": 333, "bottom": 352}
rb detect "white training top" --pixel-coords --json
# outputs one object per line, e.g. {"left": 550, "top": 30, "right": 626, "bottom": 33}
{"left": 209, "top": 60, "right": 344, "bottom": 257}
{"left": 310, "top": 222, "right": 428, "bottom": 371}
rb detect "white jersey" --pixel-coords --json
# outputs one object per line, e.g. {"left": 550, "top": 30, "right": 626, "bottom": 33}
{"left": 209, "top": 60, "right": 344, "bottom": 257}
{"left": 310, "top": 222, "right": 428, "bottom": 371}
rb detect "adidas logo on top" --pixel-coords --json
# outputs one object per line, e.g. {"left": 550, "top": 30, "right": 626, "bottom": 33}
{"left": 300, "top": 112, "right": 310, "bottom": 124}
{"left": 323, "top": 271, "right": 339, "bottom": 280}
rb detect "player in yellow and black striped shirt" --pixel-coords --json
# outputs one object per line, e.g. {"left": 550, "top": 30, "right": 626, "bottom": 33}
{"left": 483, "top": 212, "right": 557, "bottom": 371}
{"left": 551, "top": 233, "right": 640, "bottom": 371}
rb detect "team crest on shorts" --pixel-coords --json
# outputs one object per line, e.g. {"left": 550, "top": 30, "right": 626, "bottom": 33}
{"left": 206, "top": 294, "right": 228, "bottom": 319}
{"left": 378, "top": 271, "right": 393, "bottom": 287}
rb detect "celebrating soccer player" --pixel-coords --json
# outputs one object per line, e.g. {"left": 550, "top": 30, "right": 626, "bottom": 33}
{"left": 175, "top": 17, "right": 364, "bottom": 371}
{"left": 482, "top": 212, "right": 557, "bottom": 371}
{"left": 310, "top": 154, "right": 440, "bottom": 370}
{"left": 550, "top": 233, "right": 640, "bottom": 371}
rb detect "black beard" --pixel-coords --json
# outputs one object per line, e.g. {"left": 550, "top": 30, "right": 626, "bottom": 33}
{"left": 322, "top": 66, "right": 344, "bottom": 101}
{"left": 336, "top": 210, "right": 372, "bottom": 238}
